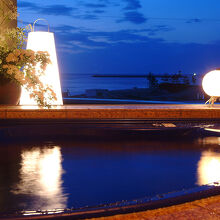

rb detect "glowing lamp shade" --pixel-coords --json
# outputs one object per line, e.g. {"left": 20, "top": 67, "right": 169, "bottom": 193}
{"left": 202, "top": 70, "right": 220, "bottom": 97}
{"left": 20, "top": 31, "right": 63, "bottom": 105}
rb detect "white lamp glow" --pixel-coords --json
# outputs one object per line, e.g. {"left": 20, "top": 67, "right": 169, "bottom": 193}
{"left": 202, "top": 69, "right": 220, "bottom": 97}
{"left": 20, "top": 31, "right": 63, "bottom": 105}
{"left": 202, "top": 69, "right": 220, "bottom": 105}
{"left": 197, "top": 151, "right": 220, "bottom": 186}
{"left": 12, "top": 146, "right": 67, "bottom": 211}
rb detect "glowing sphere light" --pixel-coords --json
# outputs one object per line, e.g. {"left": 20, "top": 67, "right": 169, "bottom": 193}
{"left": 202, "top": 69, "right": 220, "bottom": 97}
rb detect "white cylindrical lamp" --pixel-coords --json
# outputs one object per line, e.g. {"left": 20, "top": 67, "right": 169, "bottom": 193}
{"left": 20, "top": 22, "right": 63, "bottom": 106}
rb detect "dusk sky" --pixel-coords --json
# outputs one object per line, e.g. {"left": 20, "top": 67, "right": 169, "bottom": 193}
{"left": 18, "top": 0, "right": 220, "bottom": 76}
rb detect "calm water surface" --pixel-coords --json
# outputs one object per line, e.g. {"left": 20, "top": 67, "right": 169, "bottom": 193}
{"left": 61, "top": 73, "right": 148, "bottom": 95}
{"left": 0, "top": 137, "right": 220, "bottom": 213}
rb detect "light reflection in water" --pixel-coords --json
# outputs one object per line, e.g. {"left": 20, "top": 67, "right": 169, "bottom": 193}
{"left": 197, "top": 151, "right": 220, "bottom": 186}
{"left": 205, "top": 128, "right": 220, "bottom": 133}
{"left": 198, "top": 136, "right": 220, "bottom": 145}
{"left": 12, "top": 146, "right": 67, "bottom": 211}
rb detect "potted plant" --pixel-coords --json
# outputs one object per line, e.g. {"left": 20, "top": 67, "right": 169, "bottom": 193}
{"left": 0, "top": 1, "right": 57, "bottom": 107}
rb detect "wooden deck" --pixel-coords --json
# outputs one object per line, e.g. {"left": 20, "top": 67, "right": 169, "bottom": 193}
{"left": 0, "top": 104, "right": 220, "bottom": 119}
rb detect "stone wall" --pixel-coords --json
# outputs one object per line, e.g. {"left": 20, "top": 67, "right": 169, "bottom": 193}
{"left": 0, "top": 0, "right": 17, "bottom": 30}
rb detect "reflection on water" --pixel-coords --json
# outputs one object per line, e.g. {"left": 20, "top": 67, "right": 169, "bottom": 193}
{"left": 198, "top": 136, "right": 220, "bottom": 145}
{"left": 197, "top": 151, "right": 220, "bottom": 185}
{"left": 205, "top": 128, "right": 220, "bottom": 133}
{"left": 12, "top": 146, "right": 67, "bottom": 211}
{"left": 1, "top": 135, "right": 220, "bottom": 215}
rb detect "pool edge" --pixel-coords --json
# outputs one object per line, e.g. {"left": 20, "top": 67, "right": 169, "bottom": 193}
{"left": 2, "top": 183, "right": 220, "bottom": 220}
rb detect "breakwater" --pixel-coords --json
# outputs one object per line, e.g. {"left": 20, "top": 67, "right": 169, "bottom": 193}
{"left": 92, "top": 74, "right": 147, "bottom": 78}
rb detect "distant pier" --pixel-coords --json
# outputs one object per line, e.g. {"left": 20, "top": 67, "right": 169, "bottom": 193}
{"left": 92, "top": 74, "right": 147, "bottom": 78}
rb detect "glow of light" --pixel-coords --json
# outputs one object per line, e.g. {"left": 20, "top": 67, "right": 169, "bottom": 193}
{"left": 198, "top": 136, "right": 220, "bottom": 145}
{"left": 20, "top": 105, "right": 63, "bottom": 110}
{"left": 197, "top": 151, "right": 220, "bottom": 186}
{"left": 204, "top": 128, "right": 220, "bottom": 133}
{"left": 12, "top": 146, "right": 67, "bottom": 211}
{"left": 20, "top": 31, "right": 63, "bottom": 106}
{"left": 23, "top": 209, "right": 64, "bottom": 216}
{"left": 202, "top": 70, "right": 220, "bottom": 97}
{"left": 40, "top": 148, "right": 62, "bottom": 194}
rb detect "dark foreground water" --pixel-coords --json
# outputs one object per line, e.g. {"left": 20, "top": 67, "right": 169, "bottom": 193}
{"left": 0, "top": 136, "right": 220, "bottom": 214}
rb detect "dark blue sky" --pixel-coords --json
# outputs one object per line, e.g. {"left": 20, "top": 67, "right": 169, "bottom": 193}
{"left": 18, "top": 0, "right": 220, "bottom": 76}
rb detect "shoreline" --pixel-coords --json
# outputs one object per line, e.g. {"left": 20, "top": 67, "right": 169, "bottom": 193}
{"left": 63, "top": 85, "right": 206, "bottom": 104}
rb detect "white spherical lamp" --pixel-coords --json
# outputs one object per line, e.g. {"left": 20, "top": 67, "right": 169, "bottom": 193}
{"left": 202, "top": 69, "right": 220, "bottom": 105}
{"left": 202, "top": 69, "right": 220, "bottom": 97}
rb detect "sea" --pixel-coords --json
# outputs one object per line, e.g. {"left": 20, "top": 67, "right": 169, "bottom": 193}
{"left": 60, "top": 73, "right": 149, "bottom": 96}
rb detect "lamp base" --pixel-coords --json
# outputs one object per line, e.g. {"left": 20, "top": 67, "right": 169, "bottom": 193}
{"left": 205, "top": 96, "right": 219, "bottom": 106}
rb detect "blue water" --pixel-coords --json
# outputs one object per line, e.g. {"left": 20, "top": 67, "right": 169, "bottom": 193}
{"left": 60, "top": 73, "right": 149, "bottom": 95}
{"left": 1, "top": 135, "right": 220, "bottom": 214}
